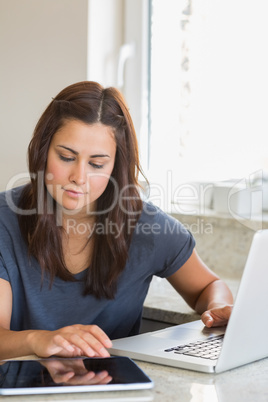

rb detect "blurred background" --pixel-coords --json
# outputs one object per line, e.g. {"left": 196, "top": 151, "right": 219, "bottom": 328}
{"left": 1, "top": 0, "right": 268, "bottom": 216}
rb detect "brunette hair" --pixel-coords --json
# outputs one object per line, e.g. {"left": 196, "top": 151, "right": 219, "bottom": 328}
{"left": 18, "top": 81, "right": 145, "bottom": 298}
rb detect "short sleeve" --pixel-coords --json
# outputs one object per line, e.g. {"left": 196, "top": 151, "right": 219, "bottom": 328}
{"left": 0, "top": 254, "right": 10, "bottom": 282}
{"left": 150, "top": 207, "right": 195, "bottom": 278}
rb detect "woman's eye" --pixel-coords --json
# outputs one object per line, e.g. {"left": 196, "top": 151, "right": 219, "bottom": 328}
{"left": 89, "top": 162, "right": 104, "bottom": 169}
{"left": 59, "top": 155, "right": 75, "bottom": 162}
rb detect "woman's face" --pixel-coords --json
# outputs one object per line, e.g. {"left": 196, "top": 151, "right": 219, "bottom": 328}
{"left": 45, "top": 120, "right": 116, "bottom": 215}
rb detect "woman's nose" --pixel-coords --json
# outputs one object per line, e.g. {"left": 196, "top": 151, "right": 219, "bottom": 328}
{"left": 69, "top": 163, "right": 87, "bottom": 186}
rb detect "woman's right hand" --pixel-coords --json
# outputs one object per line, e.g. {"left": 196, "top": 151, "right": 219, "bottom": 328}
{"left": 28, "top": 324, "right": 113, "bottom": 358}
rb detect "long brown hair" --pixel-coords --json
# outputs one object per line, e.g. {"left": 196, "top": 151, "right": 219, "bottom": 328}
{"left": 18, "top": 81, "right": 145, "bottom": 298}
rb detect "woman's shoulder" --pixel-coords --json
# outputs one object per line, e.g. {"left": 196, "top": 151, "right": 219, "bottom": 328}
{"left": 140, "top": 201, "right": 185, "bottom": 226}
{"left": 128, "top": 201, "right": 195, "bottom": 277}
{"left": 0, "top": 185, "right": 27, "bottom": 224}
{"left": 140, "top": 201, "right": 165, "bottom": 219}
{"left": 0, "top": 185, "right": 25, "bottom": 207}
{"left": 135, "top": 201, "right": 190, "bottom": 239}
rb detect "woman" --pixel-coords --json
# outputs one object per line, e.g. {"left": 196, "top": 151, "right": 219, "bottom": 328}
{"left": 0, "top": 81, "right": 233, "bottom": 360}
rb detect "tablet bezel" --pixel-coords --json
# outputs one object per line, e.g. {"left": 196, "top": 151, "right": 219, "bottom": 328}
{"left": 0, "top": 356, "right": 154, "bottom": 395}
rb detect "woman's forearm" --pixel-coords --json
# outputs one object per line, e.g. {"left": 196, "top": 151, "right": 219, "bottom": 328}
{"left": 0, "top": 327, "right": 36, "bottom": 360}
{"left": 194, "top": 279, "right": 233, "bottom": 315}
{"left": 0, "top": 324, "right": 113, "bottom": 360}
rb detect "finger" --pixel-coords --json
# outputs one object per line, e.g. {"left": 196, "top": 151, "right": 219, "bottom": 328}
{"left": 83, "top": 325, "right": 113, "bottom": 349}
{"left": 98, "top": 375, "right": 113, "bottom": 385}
{"left": 201, "top": 311, "right": 214, "bottom": 328}
{"left": 52, "top": 371, "right": 75, "bottom": 384}
{"left": 69, "top": 333, "right": 110, "bottom": 358}
{"left": 91, "top": 370, "right": 113, "bottom": 384}
{"left": 53, "top": 334, "right": 76, "bottom": 354}
{"left": 82, "top": 332, "right": 111, "bottom": 357}
{"left": 202, "top": 307, "right": 231, "bottom": 328}
{"left": 61, "top": 371, "right": 96, "bottom": 385}
{"left": 78, "top": 371, "right": 113, "bottom": 386}
{"left": 69, "top": 345, "right": 83, "bottom": 356}
{"left": 40, "top": 336, "right": 75, "bottom": 357}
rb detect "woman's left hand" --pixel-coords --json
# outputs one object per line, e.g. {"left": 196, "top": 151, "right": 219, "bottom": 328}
{"left": 201, "top": 304, "right": 233, "bottom": 328}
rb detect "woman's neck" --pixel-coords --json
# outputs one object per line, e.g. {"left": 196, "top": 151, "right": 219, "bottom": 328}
{"left": 61, "top": 216, "right": 95, "bottom": 275}
{"left": 63, "top": 216, "right": 95, "bottom": 239}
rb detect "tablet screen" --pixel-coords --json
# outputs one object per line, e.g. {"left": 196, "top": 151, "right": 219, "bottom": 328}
{"left": 0, "top": 356, "right": 154, "bottom": 395}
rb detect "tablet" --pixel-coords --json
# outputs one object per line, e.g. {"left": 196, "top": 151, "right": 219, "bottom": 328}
{"left": 0, "top": 356, "right": 154, "bottom": 395}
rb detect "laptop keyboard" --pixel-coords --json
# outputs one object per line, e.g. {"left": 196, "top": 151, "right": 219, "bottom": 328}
{"left": 164, "top": 334, "right": 224, "bottom": 360}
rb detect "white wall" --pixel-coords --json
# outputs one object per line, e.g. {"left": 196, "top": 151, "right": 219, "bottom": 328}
{"left": 87, "top": 0, "right": 123, "bottom": 86}
{"left": 0, "top": 0, "right": 88, "bottom": 191}
{"left": 87, "top": 0, "right": 149, "bottom": 168}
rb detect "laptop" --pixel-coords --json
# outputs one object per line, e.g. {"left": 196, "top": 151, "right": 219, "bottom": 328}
{"left": 110, "top": 229, "right": 268, "bottom": 373}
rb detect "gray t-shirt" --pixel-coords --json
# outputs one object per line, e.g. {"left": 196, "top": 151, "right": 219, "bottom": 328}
{"left": 0, "top": 186, "right": 195, "bottom": 339}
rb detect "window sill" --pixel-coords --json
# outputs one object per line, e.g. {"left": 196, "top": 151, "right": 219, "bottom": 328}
{"left": 167, "top": 205, "right": 268, "bottom": 280}
{"left": 169, "top": 204, "right": 268, "bottom": 231}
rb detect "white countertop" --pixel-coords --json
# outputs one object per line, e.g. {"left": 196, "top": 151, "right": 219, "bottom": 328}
{"left": 1, "top": 355, "right": 267, "bottom": 402}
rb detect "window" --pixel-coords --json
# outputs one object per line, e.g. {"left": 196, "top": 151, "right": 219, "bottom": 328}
{"left": 146, "top": 0, "right": 268, "bottom": 211}
{"left": 88, "top": 0, "right": 268, "bottom": 215}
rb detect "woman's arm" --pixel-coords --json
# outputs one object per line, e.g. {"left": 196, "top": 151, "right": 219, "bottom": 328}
{"left": 0, "top": 278, "right": 112, "bottom": 360}
{"left": 167, "top": 249, "right": 233, "bottom": 327}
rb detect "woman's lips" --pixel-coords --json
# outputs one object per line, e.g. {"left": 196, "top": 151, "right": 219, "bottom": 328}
{"left": 63, "top": 188, "right": 85, "bottom": 198}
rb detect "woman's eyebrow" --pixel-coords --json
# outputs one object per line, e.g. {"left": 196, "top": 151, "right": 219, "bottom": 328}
{"left": 91, "top": 154, "right": 110, "bottom": 158}
{"left": 57, "top": 145, "right": 78, "bottom": 155}
{"left": 56, "top": 145, "right": 110, "bottom": 158}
